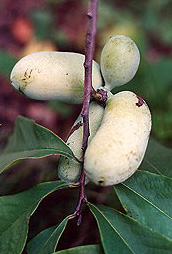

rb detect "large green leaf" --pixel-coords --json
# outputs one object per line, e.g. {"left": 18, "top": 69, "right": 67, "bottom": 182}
{"left": 141, "top": 139, "right": 172, "bottom": 177}
{"left": 27, "top": 216, "right": 71, "bottom": 254}
{"left": 0, "top": 116, "right": 74, "bottom": 174}
{"left": 53, "top": 245, "right": 103, "bottom": 254}
{"left": 89, "top": 203, "right": 172, "bottom": 254}
{"left": 0, "top": 180, "right": 68, "bottom": 254}
{"left": 115, "top": 170, "right": 172, "bottom": 239}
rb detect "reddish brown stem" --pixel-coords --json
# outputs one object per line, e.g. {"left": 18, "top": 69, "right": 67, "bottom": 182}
{"left": 74, "top": 0, "right": 98, "bottom": 224}
{"left": 74, "top": 164, "right": 86, "bottom": 226}
{"left": 81, "top": 0, "right": 98, "bottom": 152}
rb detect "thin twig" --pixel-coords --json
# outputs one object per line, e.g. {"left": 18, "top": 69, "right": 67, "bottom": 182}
{"left": 74, "top": 0, "right": 99, "bottom": 225}
{"left": 81, "top": 0, "right": 98, "bottom": 153}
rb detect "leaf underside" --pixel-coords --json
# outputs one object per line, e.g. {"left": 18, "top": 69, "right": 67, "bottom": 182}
{"left": 27, "top": 216, "right": 71, "bottom": 254}
{"left": 0, "top": 116, "right": 74, "bottom": 174}
{"left": 0, "top": 180, "right": 69, "bottom": 254}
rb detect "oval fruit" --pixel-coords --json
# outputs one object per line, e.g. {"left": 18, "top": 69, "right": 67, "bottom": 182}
{"left": 10, "top": 51, "right": 103, "bottom": 104}
{"left": 84, "top": 91, "right": 151, "bottom": 186}
{"left": 58, "top": 101, "right": 105, "bottom": 183}
{"left": 100, "top": 35, "right": 140, "bottom": 90}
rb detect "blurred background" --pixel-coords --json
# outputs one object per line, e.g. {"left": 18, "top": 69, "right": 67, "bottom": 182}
{"left": 0, "top": 0, "right": 172, "bottom": 252}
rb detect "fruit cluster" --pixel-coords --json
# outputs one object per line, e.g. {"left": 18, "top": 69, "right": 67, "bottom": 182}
{"left": 10, "top": 35, "right": 151, "bottom": 186}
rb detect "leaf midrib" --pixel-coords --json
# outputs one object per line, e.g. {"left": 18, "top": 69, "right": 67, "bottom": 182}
{"left": 91, "top": 204, "right": 135, "bottom": 254}
{"left": 2, "top": 148, "right": 72, "bottom": 156}
{"left": 38, "top": 216, "right": 70, "bottom": 253}
{"left": 121, "top": 183, "right": 172, "bottom": 220}
{"left": 144, "top": 159, "right": 163, "bottom": 175}
{"left": 0, "top": 183, "right": 67, "bottom": 240}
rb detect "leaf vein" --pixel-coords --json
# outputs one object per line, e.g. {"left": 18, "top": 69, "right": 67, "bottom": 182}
{"left": 144, "top": 159, "right": 163, "bottom": 175}
{"left": 92, "top": 204, "right": 135, "bottom": 254}
{"left": 122, "top": 183, "right": 172, "bottom": 220}
{"left": 0, "top": 183, "right": 67, "bottom": 240}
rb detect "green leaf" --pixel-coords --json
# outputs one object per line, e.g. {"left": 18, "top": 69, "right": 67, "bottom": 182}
{"left": 53, "top": 245, "right": 103, "bottom": 254}
{"left": 0, "top": 51, "right": 17, "bottom": 76}
{"left": 0, "top": 116, "right": 74, "bottom": 174}
{"left": 141, "top": 139, "right": 172, "bottom": 177}
{"left": 27, "top": 216, "right": 71, "bottom": 254}
{"left": 31, "top": 9, "right": 53, "bottom": 40}
{"left": 0, "top": 180, "right": 68, "bottom": 254}
{"left": 89, "top": 203, "right": 172, "bottom": 254}
{"left": 115, "top": 170, "right": 172, "bottom": 239}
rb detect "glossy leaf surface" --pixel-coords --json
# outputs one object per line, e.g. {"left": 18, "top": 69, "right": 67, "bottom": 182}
{"left": 89, "top": 203, "right": 172, "bottom": 254}
{"left": 115, "top": 170, "right": 172, "bottom": 239}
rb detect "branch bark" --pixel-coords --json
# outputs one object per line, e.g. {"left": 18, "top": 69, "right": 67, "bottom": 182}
{"left": 81, "top": 0, "right": 98, "bottom": 153}
{"left": 74, "top": 0, "right": 99, "bottom": 224}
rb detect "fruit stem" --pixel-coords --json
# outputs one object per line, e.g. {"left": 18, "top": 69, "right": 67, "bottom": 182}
{"left": 91, "top": 88, "right": 108, "bottom": 107}
{"left": 74, "top": 0, "right": 99, "bottom": 224}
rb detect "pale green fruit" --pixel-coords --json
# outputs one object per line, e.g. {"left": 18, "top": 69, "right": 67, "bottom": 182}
{"left": 84, "top": 91, "right": 151, "bottom": 186}
{"left": 10, "top": 51, "right": 103, "bottom": 104}
{"left": 100, "top": 35, "right": 140, "bottom": 90}
{"left": 58, "top": 101, "right": 106, "bottom": 184}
